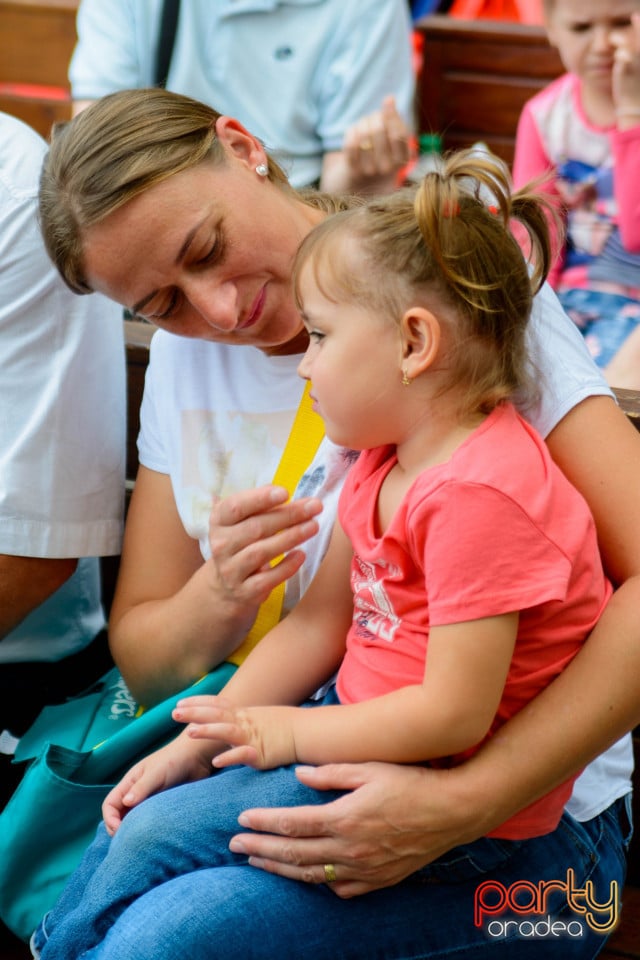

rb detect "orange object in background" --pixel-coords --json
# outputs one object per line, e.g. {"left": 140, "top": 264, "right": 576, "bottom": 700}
{"left": 448, "top": 0, "right": 543, "bottom": 23}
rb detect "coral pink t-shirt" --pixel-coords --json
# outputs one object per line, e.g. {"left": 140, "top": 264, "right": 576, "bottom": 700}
{"left": 336, "top": 403, "right": 612, "bottom": 838}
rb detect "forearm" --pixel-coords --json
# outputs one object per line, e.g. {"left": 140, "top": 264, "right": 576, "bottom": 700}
{"left": 0, "top": 554, "right": 77, "bottom": 640}
{"left": 110, "top": 560, "right": 257, "bottom": 706}
{"left": 221, "top": 613, "right": 344, "bottom": 710}
{"left": 288, "top": 684, "right": 492, "bottom": 766}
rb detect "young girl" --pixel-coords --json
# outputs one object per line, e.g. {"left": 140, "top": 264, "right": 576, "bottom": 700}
{"left": 33, "top": 151, "right": 613, "bottom": 959}
{"left": 513, "top": 0, "right": 640, "bottom": 375}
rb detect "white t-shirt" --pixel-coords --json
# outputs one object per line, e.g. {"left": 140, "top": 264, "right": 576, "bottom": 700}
{"left": 0, "top": 113, "right": 126, "bottom": 662}
{"left": 139, "top": 282, "right": 633, "bottom": 822}
{"left": 69, "top": 0, "right": 415, "bottom": 188}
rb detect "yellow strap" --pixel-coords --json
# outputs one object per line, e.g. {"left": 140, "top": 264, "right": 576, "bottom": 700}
{"left": 227, "top": 381, "right": 324, "bottom": 665}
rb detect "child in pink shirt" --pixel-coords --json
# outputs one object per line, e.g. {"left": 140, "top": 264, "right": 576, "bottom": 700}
{"left": 513, "top": 0, "right": 640, "bottom": 375}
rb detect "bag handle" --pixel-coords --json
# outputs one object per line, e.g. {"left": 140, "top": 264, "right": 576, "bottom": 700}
{"left": 227, "top": 380, "right": 324, "bottom": 664}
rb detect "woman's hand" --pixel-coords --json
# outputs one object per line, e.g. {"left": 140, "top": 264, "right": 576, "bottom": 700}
{"left": 207, "top": 485, "right": 323, "bottom": 619}
{"left": 321, "top": 96, "right": 413, "bottom": 196}
{"left": 227, "top": 762, "right": 489, "bottom": 898}
{"left": 109, "top": 474, "right": 322, "bottom": 705}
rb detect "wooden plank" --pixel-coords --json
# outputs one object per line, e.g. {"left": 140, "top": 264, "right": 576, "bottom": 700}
{"left": 0, "top": 1, "right": 77, "bottom": 87}
{"left": 415, "top": 15, "right": 564, "bottom": 166}
{"left": 614, "top": 388, "right": 640, "bottom": 432}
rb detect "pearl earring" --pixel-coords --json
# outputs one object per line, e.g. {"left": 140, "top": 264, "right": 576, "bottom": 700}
{"left": 256, "top": 163, "right": 269, "bottom": 177}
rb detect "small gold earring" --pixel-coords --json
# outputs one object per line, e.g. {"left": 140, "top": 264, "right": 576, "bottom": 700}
{"left": 402, "top": 368, "right": 411, "bottom": 386}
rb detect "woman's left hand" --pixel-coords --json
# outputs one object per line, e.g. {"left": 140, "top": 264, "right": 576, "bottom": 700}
{"left": 227, "top": 761, "right": 485, "bottom": 898}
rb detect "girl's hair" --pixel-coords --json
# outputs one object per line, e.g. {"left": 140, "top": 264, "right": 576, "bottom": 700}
{"left": 293, "top": 149, "right": 555, "bottom": 419}
{"left": 38, "top": 87, "right": 344, "bottom": 294}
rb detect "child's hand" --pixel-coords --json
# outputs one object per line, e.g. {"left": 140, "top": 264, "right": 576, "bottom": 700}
{"left": 612, "top": 12, "right": 640, "bottom": 125}
{"left": 101, "top": 731, "right": 213, "bottom": 835}
{"left": 175, "top": 695, "right": 297, "bottom": 770}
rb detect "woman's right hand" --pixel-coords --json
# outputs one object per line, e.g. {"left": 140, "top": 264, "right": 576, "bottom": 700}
{"left": 109, "top": 470, "right": 322, "bottom": 706}
{"left": 207, "top": 484, "right": 323, "bottom": 617}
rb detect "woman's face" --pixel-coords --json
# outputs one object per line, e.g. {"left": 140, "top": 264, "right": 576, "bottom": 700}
{"left": 82, "top": 130, "right": 324, "bottom": 354}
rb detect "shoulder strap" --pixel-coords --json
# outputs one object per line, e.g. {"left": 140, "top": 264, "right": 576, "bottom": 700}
{"left": 227, "top": 381, "right": 325, "bottom": 664}
{"left": 155, "top": 0, "right": 181, "bottom": 87}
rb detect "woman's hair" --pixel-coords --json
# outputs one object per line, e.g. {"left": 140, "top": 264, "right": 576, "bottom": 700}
{"left": 293, "top": 149, "right": 556, "bottom": 419}
{"left": 38, "top": 87, "right": 298, "bottom": 294}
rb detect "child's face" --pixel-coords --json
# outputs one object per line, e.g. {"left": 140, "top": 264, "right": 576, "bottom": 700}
{"left": 295, "top": 255, "right": 405, "bottom": 451}
{"left": 546, "top": 0, "right": 639, "bottom": 93}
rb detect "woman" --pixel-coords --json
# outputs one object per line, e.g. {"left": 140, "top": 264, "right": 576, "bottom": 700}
{"left": 38, "top": 88, "right": 637, "bottom": 958}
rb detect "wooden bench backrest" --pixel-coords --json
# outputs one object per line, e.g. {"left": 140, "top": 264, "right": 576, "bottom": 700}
{"left": 0, "top": 0, "right": 77, "bottom": 139}
{"left": 415, "top": 15, "right": 564, "bottom": 167}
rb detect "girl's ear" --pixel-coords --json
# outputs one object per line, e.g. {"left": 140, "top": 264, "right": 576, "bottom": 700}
{"left": 399, "top": 307, "right": 441, "bottom": 379}
{"left": 215, "top": 116, "right": 266, "bottom": 169}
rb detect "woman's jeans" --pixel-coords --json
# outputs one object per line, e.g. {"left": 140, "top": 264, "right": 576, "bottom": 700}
{"left": 34, "top": 757, "right": 632, "bottom": 960}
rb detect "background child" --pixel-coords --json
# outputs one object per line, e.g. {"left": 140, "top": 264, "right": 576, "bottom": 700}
{"left": 513, "top": 0, "right": 640, "bottom": 377}
{"left": 33, "top": 152, "right": 612, "bottom": 960}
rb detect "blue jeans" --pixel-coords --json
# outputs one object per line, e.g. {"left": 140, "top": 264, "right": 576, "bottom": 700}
{"left": 34, "top": 756, "right": 632, "bottom": 960}
{"left": 559, "top": 287, "right": 640, "bottom": 368}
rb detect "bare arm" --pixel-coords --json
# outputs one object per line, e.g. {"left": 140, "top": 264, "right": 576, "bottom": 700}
{"left": 0, "top": 554, "right": 77, "bottom": 640}
{"left": 199, "top": 614, "right": 517, "bottom": 770}
{"left": 109, "top": 466, "right": 322, "bottom": 706}
{"left": 226, "top": 395, "right": 640, "bottom": 897}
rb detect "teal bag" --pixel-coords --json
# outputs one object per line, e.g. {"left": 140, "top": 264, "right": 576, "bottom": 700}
{"left": 0, "top": 663, "right": 235, "bottom": 942}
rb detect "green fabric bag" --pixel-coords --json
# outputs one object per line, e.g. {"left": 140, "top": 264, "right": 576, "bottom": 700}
{"left": 0, "top": 662, "right": 235, "bottom": 942}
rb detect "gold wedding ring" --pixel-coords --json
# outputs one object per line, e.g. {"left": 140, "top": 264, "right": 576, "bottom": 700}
{"left": 359, "top": 139, "right": 373, "bottom": 151}
{"left": 324, "top": 863, "right": 337, "bottom": 883}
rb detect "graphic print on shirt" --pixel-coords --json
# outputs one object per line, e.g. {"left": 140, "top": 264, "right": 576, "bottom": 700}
{"left": 351, "top": 555, "right": 401, "bottom": 643}
{"left": 180, "top": 408, "right": 292, "bottom": 550}
{"left": 556, "top": 159, "right": 615, "bottom": 265}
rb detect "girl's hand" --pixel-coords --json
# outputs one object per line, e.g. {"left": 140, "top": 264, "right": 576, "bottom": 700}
{"left": 175, "top": 695, "right": 297, "bottom": 770}
{"left": 206, "top": 485, "right": 322, "bottom": 623}
{"left": 101, "top": 732, "right": 212, "bottom": 836}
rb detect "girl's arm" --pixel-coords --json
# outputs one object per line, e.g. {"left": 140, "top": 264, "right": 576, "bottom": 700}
{"left": 193, "top": 614, "right": 517, "bottom": 769}
{"left": 195, "top": 520, "right": 355, "bottom": 711}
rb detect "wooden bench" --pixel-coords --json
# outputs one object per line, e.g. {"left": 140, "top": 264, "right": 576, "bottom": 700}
{"left": 0, "top": 0, "right": 77, "bottom": 140}
{"left": 414, "top": 14, "right": 564, "bottom": 167}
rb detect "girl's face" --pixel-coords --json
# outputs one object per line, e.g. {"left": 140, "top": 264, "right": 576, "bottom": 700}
{"left": 82, "top": 134, "right": 323, "bottom": 355}
{"left": 546, "top": 0, "right": 640, "bottom": 94}
{"left": 296, "top": 253, "right": 406, "bottom": 450}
